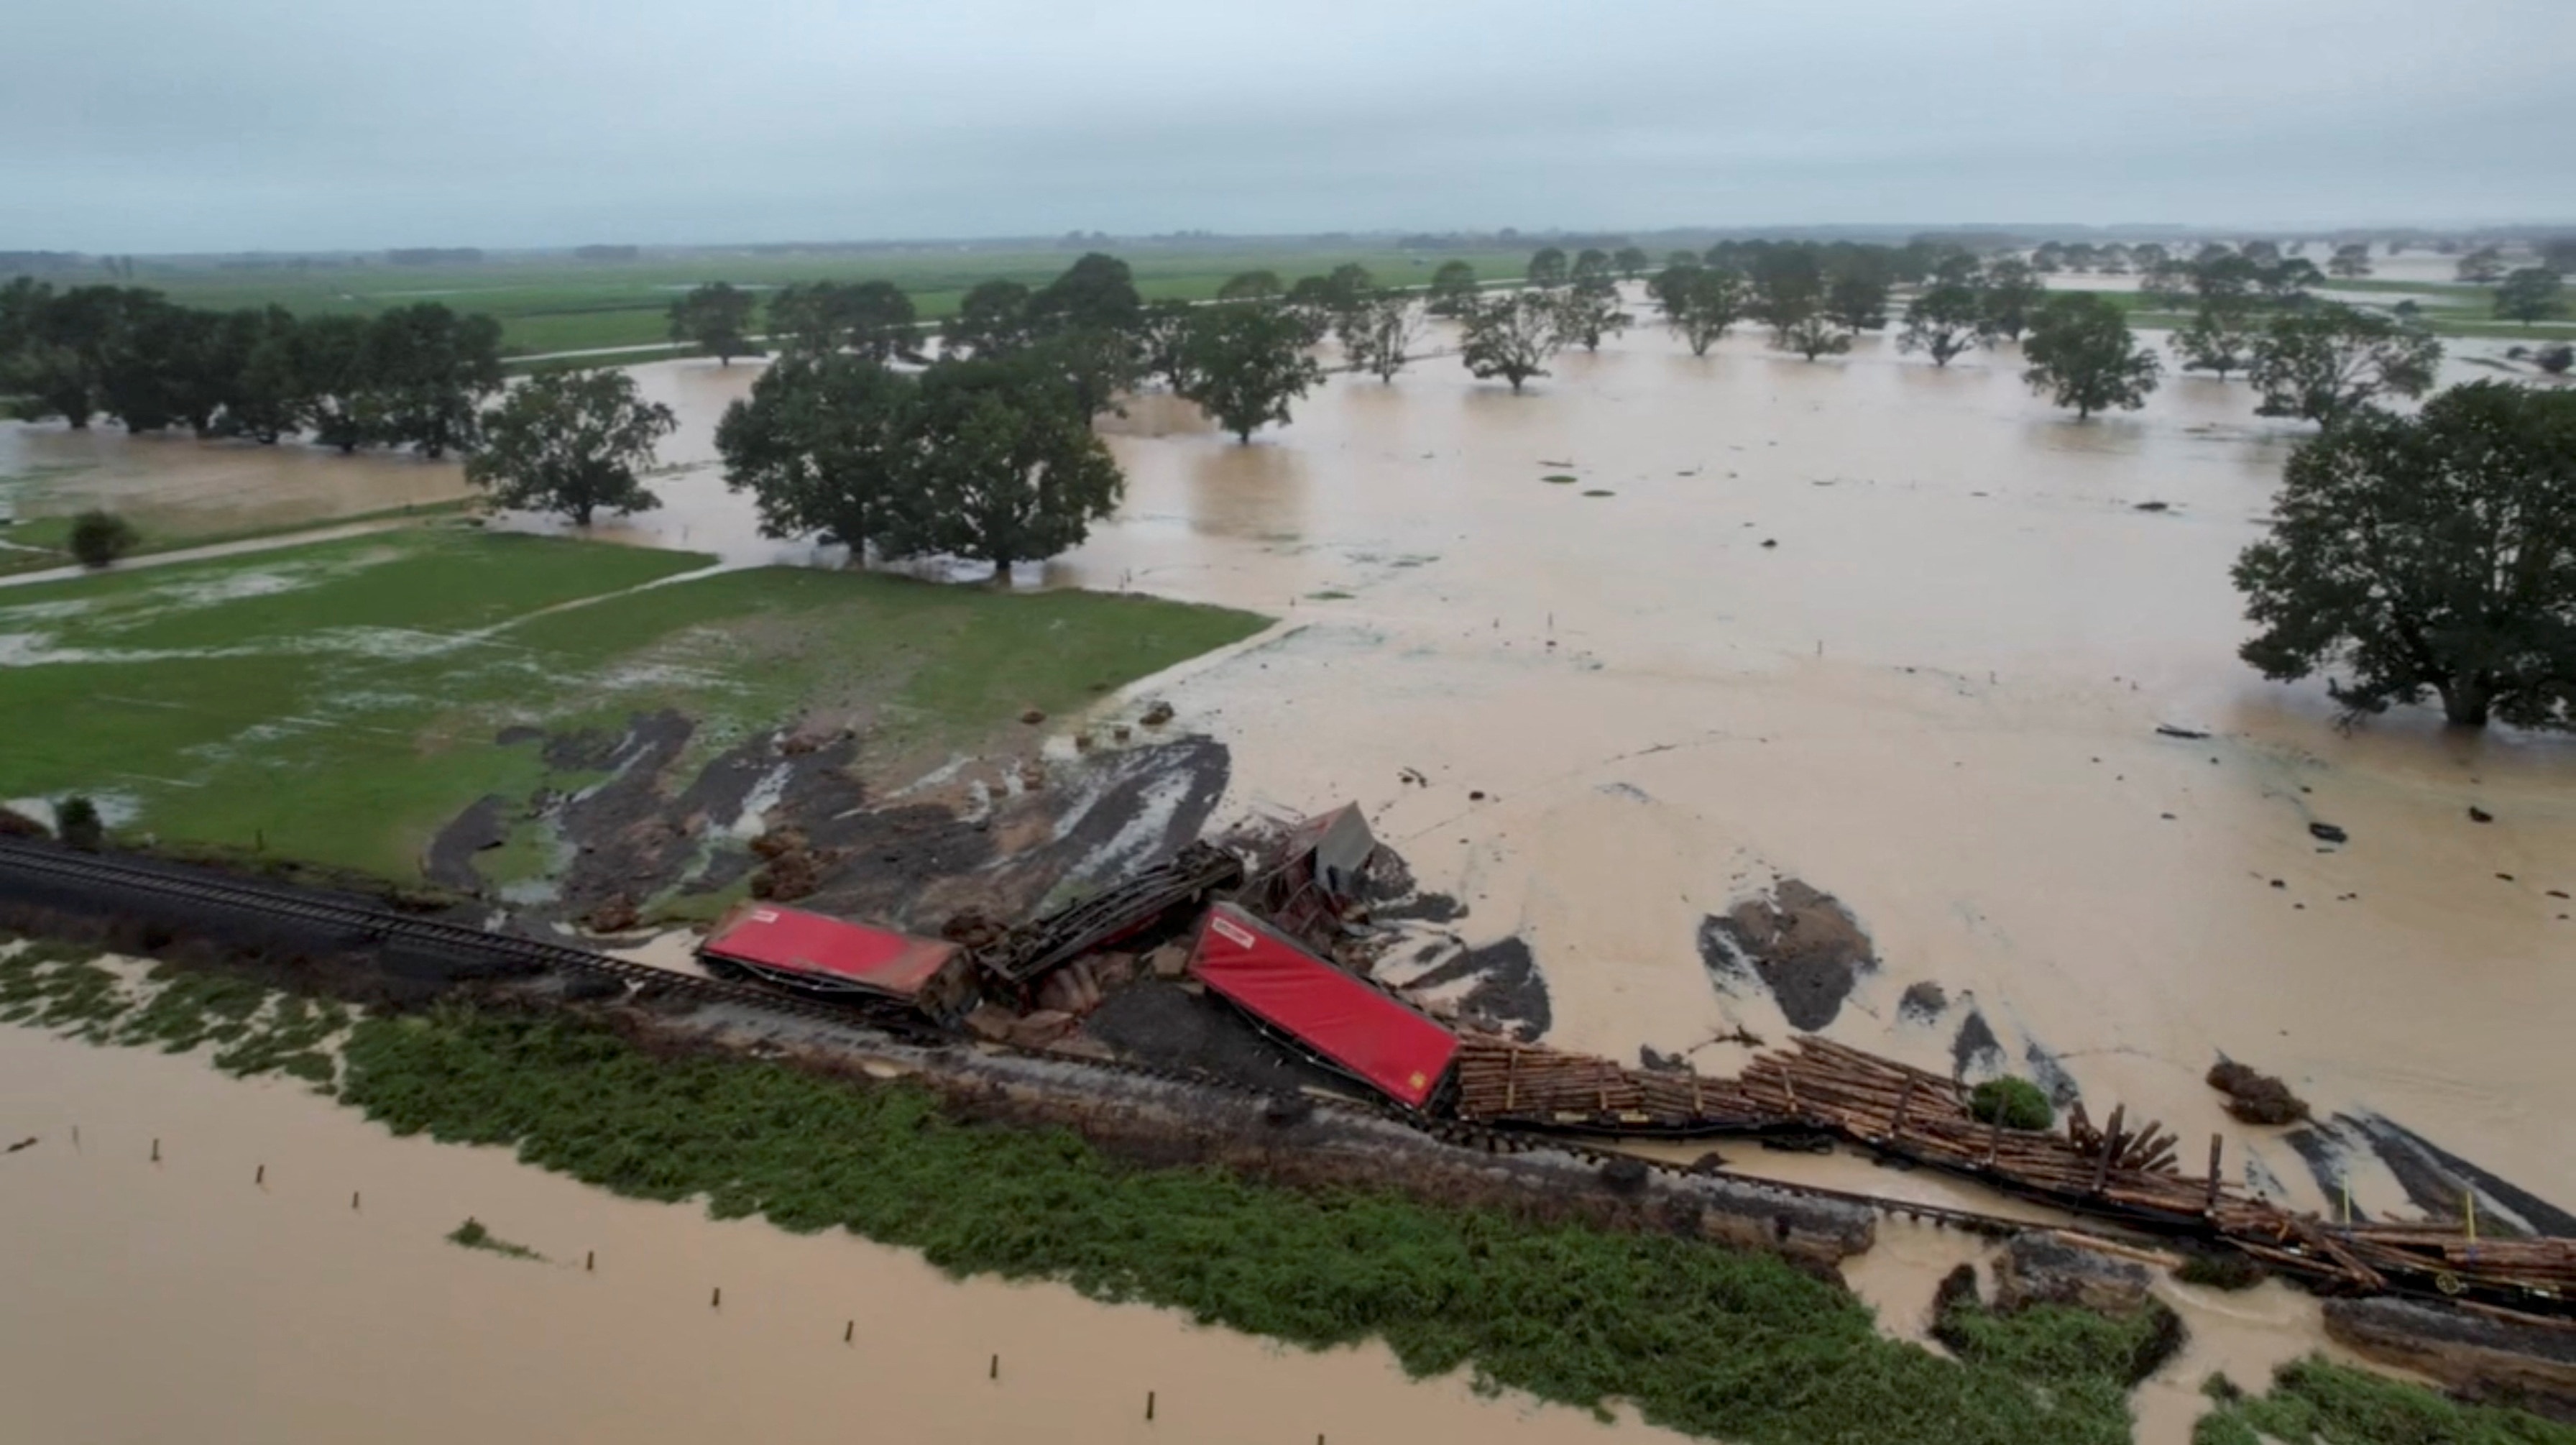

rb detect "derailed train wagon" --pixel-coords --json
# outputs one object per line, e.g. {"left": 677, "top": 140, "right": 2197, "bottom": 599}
{"left": 699, "top": 904, "right": 978, "bottom": 1024}
{"left": 1186, "top": 902, "right": 1459, "bottom": 1111}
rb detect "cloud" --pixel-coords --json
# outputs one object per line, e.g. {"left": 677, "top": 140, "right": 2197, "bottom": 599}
{"left": 6, "top": 0, "right": 2570, "bottom": 250}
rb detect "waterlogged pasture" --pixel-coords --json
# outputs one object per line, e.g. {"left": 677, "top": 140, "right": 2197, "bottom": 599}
{"left": 0, "top": 527, "right": 1263, "bottom": 878}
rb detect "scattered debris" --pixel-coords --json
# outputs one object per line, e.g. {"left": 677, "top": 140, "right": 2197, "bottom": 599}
{"left": 2324, "top": 1297, "right": 2576, "bottom": 1421}
{"left": 2133, "top": 501, "right": 2171, "bottom": 512}
{"left": 2155, "top": 725, "right": 2211, "bottom": 740}
{"left": 2208, "top": 1059, "right": 2310, "bottom": 1125}
{"left": 1018, "top": 708, "right": 1046, "bottom": 725}
{"left": 2468, "top": 805, "right": 2494, "bottom": 823}
{"left": 5, "top": 1137, "right": 36, "bottom": 1153}
{"left": 1139, "top": 701, "right": 1175, "bottom": 727}
{"left": 2309, "top": 822, "right": 2348, "bottom": 845}
{"left": 1696, "top": 879, "right": 1877, "bottom": 1030}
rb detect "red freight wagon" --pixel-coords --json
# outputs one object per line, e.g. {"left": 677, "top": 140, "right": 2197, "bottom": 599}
{"left": 699, "top": 904, "right": 978, "bottom": 1022}
{"left": 1186, "top": 903, "right": 1460, "bottom": 1111}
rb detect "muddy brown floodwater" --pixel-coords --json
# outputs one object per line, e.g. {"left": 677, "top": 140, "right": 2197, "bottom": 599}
{"left": 6, "top": 293, "right": 2572, "bottom": 1441}
{"left": 0, "top": 1023, "right": 1683, "bottom": 1445}
{"left": 0, "top": 421, "right": 472, "bottom": 534}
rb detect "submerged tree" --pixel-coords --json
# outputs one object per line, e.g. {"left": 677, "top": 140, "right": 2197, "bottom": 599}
{"left": 364, "top": 303, "right": 503, "bottom": 457}
{"left": 946, "top": 280, "right": 1034, "bottom": 359}
{"left": 1426, "top": 260, "right": 1479, "bottom": 317}
{"left": 1662, "top": 266, "right": 1752, "bottom": 357}
{"left": 886, "top": 362, "right": 1126, "bottom": 580}
{"left": 2176, "top": 299, "right": 2261, "bottom": 381}
{"left": 1138, "top": 298, "right": 1197, "bottom": 390}
{"left": 1336, "top": 292, "right": 1428, "bottom": 382}
{"left": 1458, "top": 291, "right": 1561, "bottom": 393}
{"left": 1897, "top": 282, "right": 1987, "bottom": 367}
{"left": 1552, "top": 277, "right": 1631, "bottom": 353}
{"left": 1612, "top": 246, "right": 1652, "bottom": 280}
{"left": 716, "top": 354, "right": 921, "bottom": 559}
{"left": 1217, "top": 270, "right": 1284, "bottom": 301}
{"left": 1776, "top": 314, "right": 1852, "bottom": 362}
{"left": 768, "top": 280, "right": 917, "bottom": 362}
{"left": 1028, "top": 252, "right": 1144, "bottom": 339}
{"left": 2327, "top": 243, "right": 2374, "bottom": 279}
{"left": 2020, "top": 293, "right": 2160, "bottom": 419}
{"left": 2246, "top": 305, "right": 2441, "bottom": 424}
{"left": 2456, "top": 247, "right": 2508, "bottom": 284}
{"left": 1525, "top": 247, "right": 1569, "bottom": 289}
{"left": 668, "top": 282, "right": 759, "bottom": 366}
{"left": 1178, "top": 302, "right": 1325, "bottom": 441}
{"left": 467, "top": 369, "right": 676, "bottom": 526}
{"left": 2494, "top": 267, "right": 2567, "bottom": 326}
{"left": 1978, "top": 258, "right": 2046, "bottom": 342}
{"left": 2233, "top": 382, "right": 2576, "bottom": 730}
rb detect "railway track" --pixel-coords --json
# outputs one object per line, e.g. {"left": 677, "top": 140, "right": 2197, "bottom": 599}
{"left": 22, "top": 834, "right": 2571, "bottom": 1321}
{"left": 0, "top": 838, "right": 2046, "bottom": 1239}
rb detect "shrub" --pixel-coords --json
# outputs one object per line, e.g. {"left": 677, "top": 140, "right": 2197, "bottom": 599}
{"left": 1969, "top": 1076, "right": 2055, "bottom": 1131}
{"left": 68, "top": 510, "right": 139, "bottom": 569}
{"left": 55, "top": 795, "right": 104, "bottom": 852}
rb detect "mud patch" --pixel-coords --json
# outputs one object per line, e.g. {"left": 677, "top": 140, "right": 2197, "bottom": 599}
{"left": 1082, "top": 978, "right": 1351, "bottom": 1096}
{"left": 1951, "top": 1009, "right": 2004, "bottom": 1080}
{"left": 1400, "top": 936, "right": 1550, "bottom": 1042}
{"left": 423, "top": 795, "right": 510, "bottom": 893}
{"left": 1696, "top": 879, "right": 1877, "bottom": 1030}
{"left": 2291, "top": 1113, "right": 2576, "bottom": 1237}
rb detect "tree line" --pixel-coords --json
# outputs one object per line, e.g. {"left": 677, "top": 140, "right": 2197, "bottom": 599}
{"left": 1, "top": 279, "right": 501, "bottom": 457}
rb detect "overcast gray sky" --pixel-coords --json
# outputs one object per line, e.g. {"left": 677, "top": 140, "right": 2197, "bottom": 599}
{"left": 10, "top": 0, "right": 2570, "bottom": 253}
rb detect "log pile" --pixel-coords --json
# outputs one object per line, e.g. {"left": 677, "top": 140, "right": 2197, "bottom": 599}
{"left": 1448, "top": 1032, "right": 2574, "bottom": 1316}
{"left": 1451, "top": 1034, "right": 1762, "bottom": 1132}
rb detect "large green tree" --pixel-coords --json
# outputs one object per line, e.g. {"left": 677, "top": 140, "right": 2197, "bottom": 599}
{"left": 1897, "top": 282, "right": 1987, "bottom": 367}
{"left": 1526, "top": 247, "right": 1569, "bottom": 288}
{"left": 362, "top": 303, "right": 502, "bottom": 457}
{"left": 1458, "top": 291, "right": 1561, "bottom": 393}
{"left": 769, "top": 280, "right": 918, "bottom": 361}
{"left": 1823, "top": 270, "right": 1890, "bottom": 333}
{"left": 2020, "top": 293, "right": 2160, "bottom": 419}
{"left": 292, "top": 314, "right": 377, "bottom": 453}
{"left": 1178, "top": 303, "right": 1325, "bottom": 441}
{"left": 2456, "top": 247, "right": 2508, "bottom": 284}
{"left": 1029, "top": 252, "right": 1143, "bottom": 338}
{"left": 2494, "top": 267, "right": 2567, "bottom": 325}
{"left": 716, "top": 354, "right": 921, "bottom": 559}
{"left": 2233, "top": 382, "right": 2576, "bottom": 729}
{"left": 1612, "top": 247, "right": 1651, "bottom": 280}
{"left": 2247, "top": 305, "right": 2441, "bottom": 424}
{"left": 466, "top": 368, "right": 676, "bottom": 526}
{"left": 668, "top": 282, "right": 759, "bottom": 365}
{"left": 1217, "top": 270, "right": 1284, "bottom": 301}
{"left": 886, "top": 362, "right": 1126, "bottom": 580}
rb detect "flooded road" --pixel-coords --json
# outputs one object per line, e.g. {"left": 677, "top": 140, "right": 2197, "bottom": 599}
{"left": 0, "top": 1022, "right": 1681, "bottom": 1445}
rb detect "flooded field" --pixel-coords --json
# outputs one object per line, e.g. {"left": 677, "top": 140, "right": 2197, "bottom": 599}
{"left": 0, "top": 423, "right": 472, "bottom": 537}
{"left": 4, "top": 294, "right": 2570, "bottom": 1440}
{"left": 0, "top": 1022, "right": 1682, "bottom": 1445}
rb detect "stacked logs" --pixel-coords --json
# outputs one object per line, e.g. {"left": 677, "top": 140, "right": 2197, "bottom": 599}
{"left": 1451, "top": 1034, "right": 1760, "bottom": 1130}
{"left": 1446, "top": 1032, "right": 2572, "bottom": 1313}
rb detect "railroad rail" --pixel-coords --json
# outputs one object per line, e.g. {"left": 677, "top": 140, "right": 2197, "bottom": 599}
{"left": 3, "top": 837, "right": 2568, "bottom": 1321}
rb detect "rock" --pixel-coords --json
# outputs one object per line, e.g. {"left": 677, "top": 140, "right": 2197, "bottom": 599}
{"left": 1018, "top": 708, "right": 1046, "bottom": 725}
{"left": 1899, "top": 981, "right": 1949, "bottom": 1021}
{"left": 1006, "top": 1009, "right": 1077, "bottom": 1050}
{"left": 2324, "top": 1297, "right": 2576, "bottom": 1423}
{"left": 2309, "top": 822, "right": 2349, "bottom": 844}
{"left": 962, "top": 1003, "right": 1017, "bottom": 1043}
{"left": 1992, "top": 1233, "right": 2156, "bottom": 1318}
{"left": 1598, "top": 1157, "right": 1650, "bottom": 1194}
{"left": 1146, "top": 942, "right": 1191, "bottom": 981}
{"left": 584, "top": 895, "right": 640, "bottom": 934}
{"left": 2207, "top": 1058, "right": 2309, "bottom": 1125}
{"left": 1263, "top": 1093, "right": 1314, "bottom": 1127}
{"left": 1140, "top": 701, "right": 1174, "bottom": 727}
{"left": 2470, "top": 805, "right": 2496, "bottom": 823}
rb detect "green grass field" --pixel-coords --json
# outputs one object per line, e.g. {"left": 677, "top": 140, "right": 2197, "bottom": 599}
{"left": 98, "top": 247, "right": 1535, "bottom": 358}
{"left": 0, "top": 526, "right": 1266, "bottom": 878}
